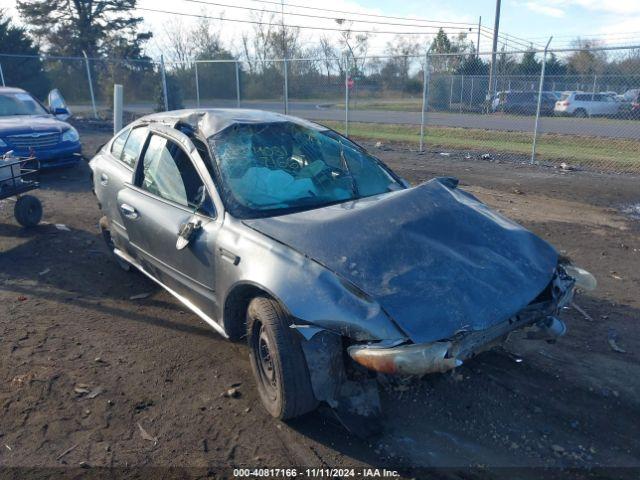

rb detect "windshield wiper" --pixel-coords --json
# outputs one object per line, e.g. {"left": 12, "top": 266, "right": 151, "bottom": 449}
{"left": 338, "top": 140, "right": 359, "bottom": 198}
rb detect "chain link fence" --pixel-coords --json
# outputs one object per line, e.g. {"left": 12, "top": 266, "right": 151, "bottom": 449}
{"left": 1, "top": 45, "right": 639, "bottom": 174}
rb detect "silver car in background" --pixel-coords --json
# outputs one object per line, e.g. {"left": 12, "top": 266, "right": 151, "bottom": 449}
{"left": 89, "top": 109, "right": 593, "bottom": 420}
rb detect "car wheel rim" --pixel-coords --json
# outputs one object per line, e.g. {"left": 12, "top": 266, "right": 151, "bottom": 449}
{"left": 255, "top": 323, "right": 278, "bottom": 400}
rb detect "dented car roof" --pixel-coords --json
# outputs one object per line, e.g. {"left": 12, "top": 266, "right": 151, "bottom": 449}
{"left": 139, "top": 108, "right": 326, "bottom": 138}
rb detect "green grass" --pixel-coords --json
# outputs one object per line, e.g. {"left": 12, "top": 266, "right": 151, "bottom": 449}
{"left": 323, "top": 121, "right": 640, "bottom": 170}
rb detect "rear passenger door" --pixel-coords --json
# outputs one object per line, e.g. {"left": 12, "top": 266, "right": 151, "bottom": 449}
{"left": 97, "top": 125, "right": 149, "bottom": 247}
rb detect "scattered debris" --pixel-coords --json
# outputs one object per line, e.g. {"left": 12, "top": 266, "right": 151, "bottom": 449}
{"left": 560, "top": 162, "right": 574, "bottom": 171}
{"left": 38, "top": 268, "right": 50, "bottom": 276}
{"left": 439, "top": 152, "right": 451, "bottom": 156}
{"left": 222, "top": 387, "right": 240, "bottom": 398}
{"left": 87, "top": 386, "right": 104, "bottom": 399}
{"left": 137, "top": 422, "right": 158, "bottom": 444}
{"left": 551, "top": 444, "right": 566, "bottom": 455}
{"left": 202, "top": 439, "right": 209, "bottom": 453}
{"left": 620, "top": 203, "right": 640, "bottom": 220}
{"left": 572, "top": 302, "right": 594, "bottom": 322}
{"left": 56, "top": 443, "right": 78, "bottom": 460}
{"left": 129, "top": 292, "right": 151, "bottom": 300}
{"left": 74, "top": 384, "right": 91, "bottom": 395}
{"left": 5, "top": 444, "right": 12, "bottom": 451}
{"left": 374, "top": 141, "right": 384, "bottom": 149}
{"left": 55, "top": 224, "right": 70, "bottom": 231}
{"left": 134, "top": 399, "right": 154, "bottom": 412}
{"left": 607, "top": 329, "right": 626, "bottom": 354}
{"left": 17, "top": 296, "right": 27, "bottom": 302}
{"left": 610, "top": 272, "right": 623, "bottom": 280}
{"left": 11, "top": 372, "right": 35, "bottom": 387}
{"left": 480, "top": 153, "right": 493, "bottom": 160}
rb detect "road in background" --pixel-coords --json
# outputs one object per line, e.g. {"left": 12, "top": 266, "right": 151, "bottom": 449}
{"left": 70, "top": 99, "right": 640, "bottom": 140}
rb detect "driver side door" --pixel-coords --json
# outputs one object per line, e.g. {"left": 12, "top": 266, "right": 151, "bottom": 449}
{"left": 116, "top": 130, "right": 222, "bottom": 322}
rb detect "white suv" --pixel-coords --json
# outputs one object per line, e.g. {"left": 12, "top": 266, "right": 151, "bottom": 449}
{"left": 554, "top": 91, "right": 621, "bottom": 117}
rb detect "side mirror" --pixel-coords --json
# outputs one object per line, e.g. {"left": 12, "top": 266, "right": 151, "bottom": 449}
{"left": 53, "top": 107, "right": 69, "bottom": 116}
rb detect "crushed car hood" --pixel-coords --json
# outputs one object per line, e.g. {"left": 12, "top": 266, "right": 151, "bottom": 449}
{"left": 244, "top": 178, "right": 558, "bottom": 344}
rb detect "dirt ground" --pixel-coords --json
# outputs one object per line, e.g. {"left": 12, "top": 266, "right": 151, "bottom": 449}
{"left": 0, "top": 127, "right": 639, "bottom": 478}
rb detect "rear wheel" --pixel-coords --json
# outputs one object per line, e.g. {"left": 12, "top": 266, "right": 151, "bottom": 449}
{"left": 14, "top": 195, "right": 42, "bottom": 227}
{"left": 247, "top": 296, "right": 318, "bottom": 419}
{"left": 99, "top": 216, "right": 131, "bottom": 271}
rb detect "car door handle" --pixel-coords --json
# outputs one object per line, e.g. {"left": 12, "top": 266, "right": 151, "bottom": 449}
{"left": 100, "top": 173, "right": 109, "bottom": 186}
{"left": 119, "top": 203, "right": 139, "bottom": 219}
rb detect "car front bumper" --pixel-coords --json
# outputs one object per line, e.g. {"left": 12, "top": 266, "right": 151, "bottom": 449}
{"left": 0, "top": 142, "right": 82, "bottom": 168}
{"left": 348, "top": 267, "right": 580, "bottom": 376}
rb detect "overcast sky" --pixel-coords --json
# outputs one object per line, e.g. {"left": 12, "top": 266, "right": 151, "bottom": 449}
{"left": 1, "top": 0, "right": 639, "bottom": 57}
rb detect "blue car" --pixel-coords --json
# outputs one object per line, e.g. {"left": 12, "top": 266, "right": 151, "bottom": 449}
{"left": 0, "top": 87, "right": 82, "bottom": 168}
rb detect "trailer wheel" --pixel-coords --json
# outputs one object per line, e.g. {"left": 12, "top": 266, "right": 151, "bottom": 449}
{"left": 14, "top": 195, "right": 42, "bottom": 227}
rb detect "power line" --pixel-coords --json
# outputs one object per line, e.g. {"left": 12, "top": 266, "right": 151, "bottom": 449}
{"left": 136, "top": 6, "right": 476, "bottom": 36}
{"left": 177, "top": 0, "right": 479, "bottom": 31}
{"left": 220, "top": 0, "right": 480, "bottom": 27}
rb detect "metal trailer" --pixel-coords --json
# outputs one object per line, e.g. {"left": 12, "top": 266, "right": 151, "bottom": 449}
{"left": 0, "top": 155, "right": 43, "bottom": 227}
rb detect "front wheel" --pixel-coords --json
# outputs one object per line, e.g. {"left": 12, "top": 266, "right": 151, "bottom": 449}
{"left": 247, "top": 296, "right": 318, "bottom": 419}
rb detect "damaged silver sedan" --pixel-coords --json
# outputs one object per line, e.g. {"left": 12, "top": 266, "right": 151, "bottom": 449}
{"left": 89, "top": 109, "right": 595, "bottom": 420}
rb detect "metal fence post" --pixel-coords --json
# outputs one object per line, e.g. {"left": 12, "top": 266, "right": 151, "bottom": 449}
{"left": 469, "top": 77, "right": 474, "bottom": 106}
{"left": 449, "top": 75, "right": 454, "bottom": 111}
{"left": 420, "top": 49, "right": 432, "bottom": 152}
{"left": 0, "top": 63, "right": 5, "bottom": 87}
{"left": 235, "top": 60, "right": 241, "bottom": 108}
{"left": 531, "top": 37, "right": 553, "bottom": 164}
{"left": 459, "top": 74, "right": 464, "bottom": 113}
{"left": 160, "top": 55, "right": 169, "bottom": 111}
{"left": 344, "top": 56, "right": 350, "bottom": 137}
{"left": 82, "top": 51, "right": 98, "bottom": 119}
{"left": 113, "top": 84, "right": 123, "bottom": 135}
{"left": 195, "top": 61, "right": 200, "bottom": 108}
{"left": 283, "top": 58, "right": 289, "bottom": 114}
{"left": 591, "top": 73, "right": 597, "bottom": 100}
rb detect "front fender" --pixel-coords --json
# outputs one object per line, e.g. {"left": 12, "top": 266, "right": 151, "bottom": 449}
{"left": 217, "top": 217, "right": 406, "bottom": 342}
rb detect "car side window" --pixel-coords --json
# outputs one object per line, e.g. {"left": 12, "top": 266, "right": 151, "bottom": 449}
{"left": 110, "top": 129, "right": 129, "bottom": 160}
{"left": 121, "top": 127, "right": 148, "bottom": 168}
{"left": 138, "top": 134, "right": 205, "bottom": 209}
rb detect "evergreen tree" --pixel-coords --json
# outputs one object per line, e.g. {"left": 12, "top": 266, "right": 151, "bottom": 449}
{"left": 0, "top": 10, "right": 49, "bottom": 96}
{"left": 16, "top": 0, "right": 151, "bottom": 57}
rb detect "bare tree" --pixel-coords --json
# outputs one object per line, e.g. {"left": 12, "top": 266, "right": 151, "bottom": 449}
{"left": 335, "top": 19, "right": 371, "bottom": 75}
{"left": 158, "top": 19, "right": 196, "bottom": 69}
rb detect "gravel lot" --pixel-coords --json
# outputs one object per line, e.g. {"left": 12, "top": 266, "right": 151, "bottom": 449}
{"left": 1, "top": 128, "right": 639, "bottom": 478}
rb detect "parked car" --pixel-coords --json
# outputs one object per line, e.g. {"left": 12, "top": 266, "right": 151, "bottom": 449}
{"left": 0, "top": 87, "right": 81, "bottom": 168}
{"left": 492, "top": 90, "right": 556, "bottom": 115}
{"left": 89, "top": 109, "right": 592, "bottom": 420}
{"left": 631, "top": 92, "right": 640, "bottom": 119}
{"left": 554, "top": 91, "right": 622, "bottom": 117}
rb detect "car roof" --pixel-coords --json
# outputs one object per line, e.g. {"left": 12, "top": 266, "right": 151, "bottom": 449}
{"left": 137, "top": 108, "right": 327, "bottom": 139}
{"left": 0, "top": 86, "right": 28, "bottom": 94}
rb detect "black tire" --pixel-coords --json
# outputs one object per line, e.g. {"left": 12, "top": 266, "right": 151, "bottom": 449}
{"left": 574, "top": 108, "right": 588, "bottom": 118}
{"left": 14, "top": 195, "right": 42, "bottom": 227}
{"left": 100, "top": 217, "right": 131, "bottom": 272}
{"left": 246, "top": 296, "right": 318, "bottom": 419}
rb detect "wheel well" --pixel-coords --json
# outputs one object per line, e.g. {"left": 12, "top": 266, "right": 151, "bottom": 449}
{"left": 223, "top": 284, "right": 272, "bottom": 341}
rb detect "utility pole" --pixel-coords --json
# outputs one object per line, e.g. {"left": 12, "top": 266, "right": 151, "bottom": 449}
{"left": 476, "top": 16, "right": 482, "bottom": 57}
{"left": 487, "top": 0, "right": 501, "bottom": 108}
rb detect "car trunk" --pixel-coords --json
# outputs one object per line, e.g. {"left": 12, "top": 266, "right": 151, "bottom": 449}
{"left": 244, "top": 178, "right": 558, "bottom": 344}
